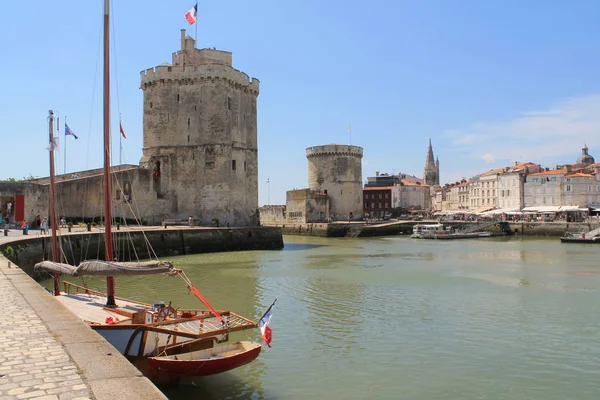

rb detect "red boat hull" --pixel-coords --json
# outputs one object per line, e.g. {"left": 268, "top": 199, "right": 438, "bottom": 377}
{"left": 146, "top": 341, "right": 262, "bottom": 379}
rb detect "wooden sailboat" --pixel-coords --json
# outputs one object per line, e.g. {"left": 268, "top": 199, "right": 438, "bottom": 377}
{"left": 36, "top": 0, "right": 262, "bottom": 386}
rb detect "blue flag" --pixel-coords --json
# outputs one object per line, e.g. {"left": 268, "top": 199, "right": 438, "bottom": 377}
{"left": 65, "top": 123, "right": 78, "bottom": 139}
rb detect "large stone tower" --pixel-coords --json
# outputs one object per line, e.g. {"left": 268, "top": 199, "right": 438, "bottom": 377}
{"left": 140, "top": 30, "right": 259, "bottom": 226}
{"left": 306, "top": 144, "right": 363, "bottom": 220}
{"left": 423, "top": 139, "right": 440, "bottom": 186}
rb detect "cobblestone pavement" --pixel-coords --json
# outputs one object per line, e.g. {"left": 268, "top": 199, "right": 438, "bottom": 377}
{"left": 0, "top": 269, "right": 91, "bottom": 400}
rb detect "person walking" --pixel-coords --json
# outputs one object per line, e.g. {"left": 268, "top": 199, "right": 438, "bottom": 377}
{"left": 188, "top": 216, "right": 194, "bottom": 228}
{"left": 40, "top": 217, "right": 48, "bottom": 235}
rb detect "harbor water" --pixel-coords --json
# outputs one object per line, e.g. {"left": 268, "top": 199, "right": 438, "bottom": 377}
{"left": 47, "top": 235, "right": 600, "bottom": 399}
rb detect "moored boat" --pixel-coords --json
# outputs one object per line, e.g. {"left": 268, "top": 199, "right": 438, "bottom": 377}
{"left": 36, "top": 0, "right": 268, "bottom": 386}
{"left": 411, "top": 223, "right": 449, "bottom": 238}
{"left": 141, "top": 341, "right": 262, "bottom": 385}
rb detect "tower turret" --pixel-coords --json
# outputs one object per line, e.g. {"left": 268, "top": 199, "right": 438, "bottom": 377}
{"left": 306, "top": 144, "right": 363, "bottom": 220}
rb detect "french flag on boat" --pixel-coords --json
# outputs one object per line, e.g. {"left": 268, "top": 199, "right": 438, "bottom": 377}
{"left": 185, "top": 3, "right": 197, "bottom": 25}
{"left": 259, "top": 299, "right": 276, "bottom": 347}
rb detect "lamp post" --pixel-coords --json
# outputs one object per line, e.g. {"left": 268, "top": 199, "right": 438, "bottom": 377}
{"left": 266, "top": 177, "right": 270, "bottom": 205}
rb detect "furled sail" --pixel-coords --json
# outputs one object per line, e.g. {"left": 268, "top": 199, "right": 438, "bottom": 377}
{"left": 34, "top": 261, "right": 78, "bottom": 276}
{"left": 73, "top": 260, "right": 174, "bottom": 277}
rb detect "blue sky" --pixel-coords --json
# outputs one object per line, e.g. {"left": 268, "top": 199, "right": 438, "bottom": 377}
{"left": 2, "top": 0, "right": 600, "bottom": 205}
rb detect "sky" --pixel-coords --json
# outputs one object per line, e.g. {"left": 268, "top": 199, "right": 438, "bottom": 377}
{"left": 2, "top": 0, "right": 600, "bottom": 205}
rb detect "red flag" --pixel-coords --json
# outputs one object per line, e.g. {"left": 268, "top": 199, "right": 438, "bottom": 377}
{"left": 119, "top": 121, "right": 126, "bottom": 139}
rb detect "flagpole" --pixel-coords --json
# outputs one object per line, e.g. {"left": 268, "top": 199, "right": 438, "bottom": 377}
{"left": 64, "top": 116, "right": 67, "bottom": 175}
{"left": 194, "top": 1, "right": 198, "bottom": 47}
{"left": 119, "top": 114, "right": 122, "bottom": 165}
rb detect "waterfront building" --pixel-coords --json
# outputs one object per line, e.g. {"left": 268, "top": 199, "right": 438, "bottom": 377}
{"left": 497, "top": 162, "right": 542, "bottom": 211}
{"left": 285, "top": 189, "right": 329, "bottom": 223}
{"left": 458, "top": 180, "right": 470, "bottom": 210}
{"left": 523, "top": 169, "right": 567, "bottom": 208}
{"left": 363, "top": 186, "right": 394, "bottom": 218}
{"left": 398, "top": 180, "right": 431, "bottom": 210}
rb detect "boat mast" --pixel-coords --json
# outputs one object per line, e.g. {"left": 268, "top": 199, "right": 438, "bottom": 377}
{"left": 48, "top": 110, "right": 60, "bottom": 296}
{"left": 103, "top": 0, "right": 115, "bottom": 307}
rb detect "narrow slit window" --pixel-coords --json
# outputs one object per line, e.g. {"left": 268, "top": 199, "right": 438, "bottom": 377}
{"left": 232, "top": 160, "right": 237, "bottom": 170}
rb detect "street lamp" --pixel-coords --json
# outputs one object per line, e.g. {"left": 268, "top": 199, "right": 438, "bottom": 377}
{"left": 266, "top": 177, "right": 270, "bottom": 205}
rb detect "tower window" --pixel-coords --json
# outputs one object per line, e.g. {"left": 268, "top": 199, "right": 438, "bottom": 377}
{"left": 194, "top": 105, "right": 197, "bottom": 111}
{"left": 150, "top": 102, "right": 153, "bottom": 109}
{"left": 228, "top": 97, "right": 231, "bottom": 110}
{"left": 187, "top": 118, "right": 190, "bottom": 127}
{"left": 167, "top": 113, "right": 170, "bottom": 122}
{"left": 232, "top": 160, "right": 236, "bottom": 170}
{"left": 244, "top": 161, "right": 247, "bottom": 171}
{"left": 177, "top": 94, "right": 180, "bottom": 102}
{"left": 187, "top": 135, "right": 190, "bottom": 143}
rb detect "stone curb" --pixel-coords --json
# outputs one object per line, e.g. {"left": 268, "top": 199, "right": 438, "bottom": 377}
{"left": 0, "top": 256, "right": 167, "bottom": 400}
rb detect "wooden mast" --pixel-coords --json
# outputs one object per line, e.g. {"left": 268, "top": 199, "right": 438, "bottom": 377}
{"left": 103, "top": 0, "right": 115, "bottom": 307}
{"left": 48, "top": 110, "right": 60, "bottom": 296}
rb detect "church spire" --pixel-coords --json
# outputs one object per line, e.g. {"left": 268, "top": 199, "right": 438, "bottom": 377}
{"left": 425, "top": 138, "right": 435, "bottom": 169}
{"left": 423, "top": 139, "right": 439, "bottom": 186}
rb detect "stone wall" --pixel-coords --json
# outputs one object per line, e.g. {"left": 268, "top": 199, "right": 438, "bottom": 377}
{"left": 51, "top": 167, "right": 171, "bottom": 225}
{"left": 259, "top": 205, "right": 286, "bottom": 225}
{"left": 0, "top": 226, "right": 284, "bottom": 276}
{"left": 306, "top": 144, "right": 363, "bottom": 220}
{"left": 0, "top": 182, "right": 49, "bottom": 224}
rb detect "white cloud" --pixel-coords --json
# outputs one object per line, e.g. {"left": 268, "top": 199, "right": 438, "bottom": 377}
{"left": 443, "top": 94, "right": 600, "bottom": 182}
{"left": 481, "top": 153, "right": 495, "bottom": 164}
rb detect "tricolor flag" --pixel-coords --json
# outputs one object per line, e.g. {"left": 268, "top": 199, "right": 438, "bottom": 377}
{"left": 259, "top": 299, "right": 276, "bottom": 347}
{"left": 65, "top": 123, "right": 78, "bottom": 139}
{"left": 185, "top": 3, "right": 197, "bottom": 25}
{"left": 120, "top": 121, "right": 127, "bottom": 139}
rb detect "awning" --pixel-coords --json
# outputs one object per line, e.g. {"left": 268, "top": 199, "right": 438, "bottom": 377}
{"left": 522, "top": 206, "right": 562, "bottom": 213}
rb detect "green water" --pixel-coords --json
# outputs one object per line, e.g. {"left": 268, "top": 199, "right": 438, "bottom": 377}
{"left": 46, "top": 236, "right": 600, "bottom": 399}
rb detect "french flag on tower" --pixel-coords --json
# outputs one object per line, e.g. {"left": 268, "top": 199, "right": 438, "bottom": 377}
{"left": 185, "top": 3, "right": 198, "bottom": 25}
{"left": 259, "top": 299, "right": 276, "bottom": 347}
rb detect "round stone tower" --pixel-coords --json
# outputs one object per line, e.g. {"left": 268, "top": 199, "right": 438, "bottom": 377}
{"left": 140, "top": 30, "right": 259, "bottom": 226}
{"left": 306, "top": 144, "right": 363, "bottom": 220}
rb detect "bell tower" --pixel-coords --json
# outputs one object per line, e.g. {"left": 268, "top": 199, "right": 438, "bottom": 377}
{"left": 423, "top": 139, "right": 439, "bottom": 186}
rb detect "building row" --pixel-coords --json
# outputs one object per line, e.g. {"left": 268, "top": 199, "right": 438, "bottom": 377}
{"left": 433, "top": 146, "right": 600, "bottom": 214}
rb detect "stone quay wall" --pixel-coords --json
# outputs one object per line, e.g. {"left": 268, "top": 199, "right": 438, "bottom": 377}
{"left": 277, "top": 221, "right": 599, "bottom": 238}
{"left": 0, "top": 226, "right": 284, "bottom": 276}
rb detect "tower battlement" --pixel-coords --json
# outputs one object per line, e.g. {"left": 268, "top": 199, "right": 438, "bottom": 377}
{"left": 306, "top": 144, "right": 363, "bottom": 158}
{"left": 140, "top": 65, "right": 259, "bottom": 94}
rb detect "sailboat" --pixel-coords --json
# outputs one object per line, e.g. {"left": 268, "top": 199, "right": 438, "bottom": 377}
{"left": 35, "top": 0, "right": 262, "bottom": 386}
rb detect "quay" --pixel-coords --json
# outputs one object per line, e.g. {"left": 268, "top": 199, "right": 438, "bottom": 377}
{"left": 275, "top": 220, "right": 600, "bottom": 237}
{"left": 0, "top": 225, "right": 284, "bottom": 276}
{"left": 0, "top": 224, "right": 283, "bottom": 399}
{"left": 0, "top": 255, "right": 166, "bottom": 400}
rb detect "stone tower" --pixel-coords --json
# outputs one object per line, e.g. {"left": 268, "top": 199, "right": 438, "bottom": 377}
{"left": 140, "top": 30, "right": 259, "bottom": 226}
{"left": 306, "top": 144, "right": 363, "bottom": 220}
{"left": 423, "top": 139, "right": 439, "bottom": 186}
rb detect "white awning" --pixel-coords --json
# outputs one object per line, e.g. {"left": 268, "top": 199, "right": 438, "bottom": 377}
{"left": 559, "top": 205, "right": 579, "bottom": 211}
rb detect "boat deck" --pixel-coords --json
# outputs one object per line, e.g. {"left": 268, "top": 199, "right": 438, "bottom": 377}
{"left": 55, "top": 292, "right": 147, "bottom": 324}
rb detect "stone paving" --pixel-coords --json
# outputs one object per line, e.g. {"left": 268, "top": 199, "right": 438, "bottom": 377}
{"left": 0, "top": 263, "right": 91, "bottom": 400}
{"left": 0, "top": 256, "right": 167, "bottom": 400}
